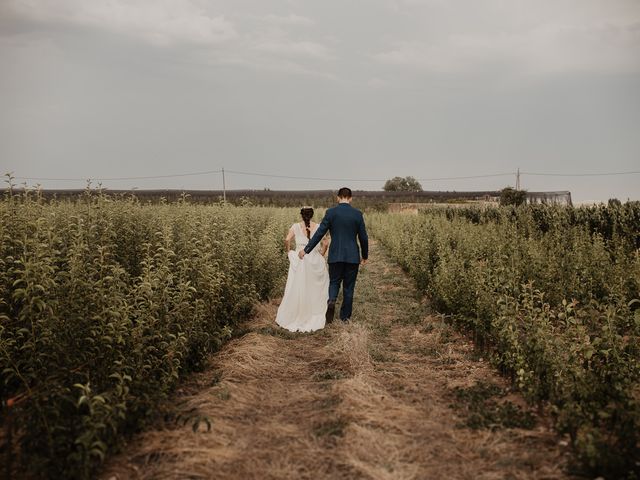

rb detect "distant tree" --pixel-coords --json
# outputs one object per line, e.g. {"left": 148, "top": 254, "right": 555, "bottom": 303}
{"left": 499, "top": 187, "right": 527, "bottom": 206}
{"left": 608, "top": 198, "right": 622, "bottom": 207}
{"left": 383, "top": 176, "right": 423, "bottom": 192}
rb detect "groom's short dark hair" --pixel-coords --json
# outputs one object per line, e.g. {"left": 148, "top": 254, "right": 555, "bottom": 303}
{"left": 337, "top": 187, "right": 352, "bottom": 199}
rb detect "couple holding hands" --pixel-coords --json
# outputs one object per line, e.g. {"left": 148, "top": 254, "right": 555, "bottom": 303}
{"left": 275, "top": 187, "right": 369, "bottom": 333}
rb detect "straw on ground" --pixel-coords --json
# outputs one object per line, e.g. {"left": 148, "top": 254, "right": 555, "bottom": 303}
{"left": 102, "top": 240, "right": 573, "bottom": 480}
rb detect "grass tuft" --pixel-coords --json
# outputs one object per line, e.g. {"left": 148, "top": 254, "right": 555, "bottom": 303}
{"left": 451, "top": 381, "right": 536, "bottom": 431}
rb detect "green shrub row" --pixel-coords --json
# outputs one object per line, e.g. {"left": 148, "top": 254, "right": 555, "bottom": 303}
{"left": 0, "top": 191, "right": 292, "bottom": 478}
{"left": 437, "top": 201, "right": 640, "bottom": 249}
{"left": 370, "top": 207, "right": 640, "bottom": 477}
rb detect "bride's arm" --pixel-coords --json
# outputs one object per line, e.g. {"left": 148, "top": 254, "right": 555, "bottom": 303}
{"left": 284, "top": 227, "right": 295, "bottom": 251}
{"left": 320, "top": 235, "right": 330, "bottom": 256}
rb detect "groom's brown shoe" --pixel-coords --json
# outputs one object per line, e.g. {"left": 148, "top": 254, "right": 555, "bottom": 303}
{"left": 326, "top": 301, "right": 336, "bottom": 324}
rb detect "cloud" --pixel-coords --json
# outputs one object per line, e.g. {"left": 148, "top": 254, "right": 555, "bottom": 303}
{"left": 254, "top": 40, "right": 332, "bottom": 60}
{"left": 367, "top": 77, "right": 387, "bottom": 88}
{"left": 373, "top": 21, "right": 640, "bottom": 75}
{"left": 2, "top": 1, "right": 334, "bottom": 76}
{"left": 5, "top": 0, "right": 638, "bottom": 81}
{"left": 3, "top": 0, "right": 237, "bottom": 46}
{"left": 263, "top": 13, "right": 314, "bottom": 26}
{"left": 230, "top": 56, "right": 339, "bottom": 80}
{"left": 247, "top": 13, "right": 330, "bottom": 63}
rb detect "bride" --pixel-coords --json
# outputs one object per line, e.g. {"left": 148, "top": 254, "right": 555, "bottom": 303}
{"left": 276, "top": 207, "right": 329, "bottom": 332}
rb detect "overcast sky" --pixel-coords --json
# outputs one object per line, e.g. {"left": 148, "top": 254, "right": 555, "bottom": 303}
{"left": 1, "top": 0, "right": 639, "bottom": 201}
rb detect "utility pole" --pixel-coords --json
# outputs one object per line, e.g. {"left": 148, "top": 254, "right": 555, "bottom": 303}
{"left": 222, "top": 167, "right": 226, "bottom": 203}
{"left": 516, "top": 168, "right": 521, "bottom": 190}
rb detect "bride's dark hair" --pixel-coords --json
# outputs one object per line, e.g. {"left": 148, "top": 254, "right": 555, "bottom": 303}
{"left": 300, "top": 207, "right": 314, "bottom": 239}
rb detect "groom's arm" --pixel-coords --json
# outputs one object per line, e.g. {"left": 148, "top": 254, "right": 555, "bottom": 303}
{"left": 358, "top": 213, "right": 369, "bottom": 260}
{"left": 304, "top": 210, "right": 331, "bottom": 254}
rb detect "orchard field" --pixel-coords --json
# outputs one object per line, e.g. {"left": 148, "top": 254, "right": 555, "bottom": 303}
{"left": 1, "top": 189, "right": 639, "bottom": 479}
{"left": 0, "top": 190, "right": 294, "bottom": 478}
{"left": 370, "top": 202, "right": 640, "bottom": 477}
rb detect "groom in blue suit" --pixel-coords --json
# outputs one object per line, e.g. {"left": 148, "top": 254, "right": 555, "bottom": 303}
{"left": 299, "top": 187, "right": 369, "bottom": 323}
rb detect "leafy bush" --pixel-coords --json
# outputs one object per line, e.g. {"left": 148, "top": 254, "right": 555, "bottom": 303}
{"left": 0, "top": 190, "right": 293, "bottom": 478}
{"left": 383, "top": 176, "right": 423, "bottom": 192}
{"left": 370, "top": 205, "right": 640, "bottom": 477}
{"left": 438, "top": 201, "right": 640, "bottom": 250}
{"left": 499, "top": 187, "right": 527, "bottom": 206}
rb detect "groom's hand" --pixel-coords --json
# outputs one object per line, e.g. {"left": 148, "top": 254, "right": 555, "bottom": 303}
{"left": 361, "top": 258, "right": 368, "bottom": 266}
{"left": 298, "top": 249, "right": 306, "bottom": 259}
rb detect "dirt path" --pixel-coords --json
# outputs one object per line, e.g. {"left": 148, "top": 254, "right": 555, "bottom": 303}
{"left": 103, "top": 240, "right": 573, "bottom": 480}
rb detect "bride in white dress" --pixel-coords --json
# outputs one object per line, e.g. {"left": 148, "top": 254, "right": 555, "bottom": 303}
{"left": 276, "top": 207, "right": 330, "bottom": 332}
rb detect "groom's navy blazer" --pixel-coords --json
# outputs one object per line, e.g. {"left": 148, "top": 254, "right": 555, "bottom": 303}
{"left": 304, "top": 203, "right": 369, "bottom": 264}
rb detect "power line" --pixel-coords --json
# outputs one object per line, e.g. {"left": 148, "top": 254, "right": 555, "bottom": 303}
{"left": 13, "top": 169, "right": 223, "bottom": 182}
{"left": 418, "top": 173, "right": 514, "bottom": 181}
{"left": 13, "top": 169, "right": 516, "bottom": 183}
{"left": 521, "top": 170, "right": 640, "bottom": 177}
{"left": 216, "top": 169, "right": 516, "bottom": 181}
{"left": 9, "top": 168, "right": 640, "bottom": 183}
{"left": 225, "top": 169, "right": 387, "bottom": 182}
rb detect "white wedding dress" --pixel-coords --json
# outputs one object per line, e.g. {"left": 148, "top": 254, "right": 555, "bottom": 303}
{"left": 276, "top": 223, "right": 329, "bottom": 332}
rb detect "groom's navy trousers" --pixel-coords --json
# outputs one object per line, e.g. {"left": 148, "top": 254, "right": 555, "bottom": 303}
{"left": 328, "top": 262, "right": 359, "bottom": 320}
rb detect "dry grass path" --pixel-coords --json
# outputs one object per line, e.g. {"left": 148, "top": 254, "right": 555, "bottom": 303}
{"left": 103, "top": 240, "right": 573, "bottom": 480}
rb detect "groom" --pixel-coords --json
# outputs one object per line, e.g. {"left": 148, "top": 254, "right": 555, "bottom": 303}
{"left": 299, "top": 187, "right": 369, "bottom": 324}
